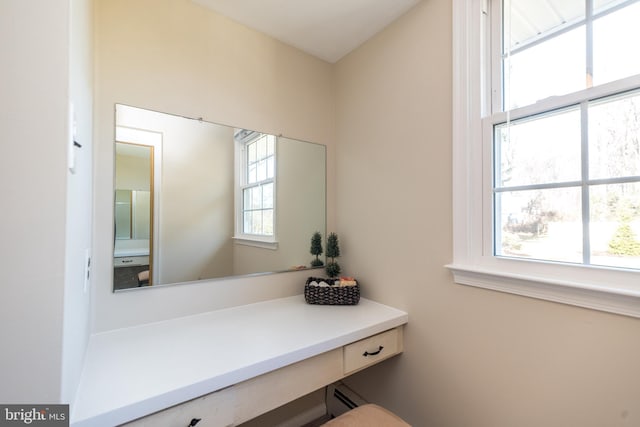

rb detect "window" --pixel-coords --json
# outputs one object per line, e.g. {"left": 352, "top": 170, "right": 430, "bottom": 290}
{"left": 494, "top": 93, "right": 640, "bottom": 269}
{"left": 234, "top": 130, "right": 277, "bottom": 247}
{"left": 450, "top": 0, "right": 640, "bottom": 317}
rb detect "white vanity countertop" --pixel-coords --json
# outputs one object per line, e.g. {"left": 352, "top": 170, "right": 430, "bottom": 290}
{"left": 113, "top": 249, "right": 149, "bottom": 257}
{"left": 71, "top": 295, "right": 408, "bottom": 427}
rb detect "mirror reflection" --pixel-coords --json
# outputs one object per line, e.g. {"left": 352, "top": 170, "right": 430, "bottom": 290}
{"left": 114, "top": 189, "right": 151, "bottom": 240}
{"left": 113, "top": 104, "right": 326, "bottom": 291}
{"left": 113, "top": 142, "right": 154, "bottom": 289}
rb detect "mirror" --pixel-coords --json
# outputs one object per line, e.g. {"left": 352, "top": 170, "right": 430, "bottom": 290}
{"left": 113, "top": 104, "right": 326, "bottom": 291}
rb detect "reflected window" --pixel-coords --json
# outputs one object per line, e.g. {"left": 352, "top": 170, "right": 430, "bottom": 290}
{"left": 235, "top": 130, "right": 276, "bottom": 241}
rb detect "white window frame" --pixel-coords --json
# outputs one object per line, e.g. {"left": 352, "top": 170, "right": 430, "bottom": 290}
{"left": 234, "top": 132, "right": 278, "bottom": 250}
{"left": 448, "top": 0, "right": 640, "bottom": 318}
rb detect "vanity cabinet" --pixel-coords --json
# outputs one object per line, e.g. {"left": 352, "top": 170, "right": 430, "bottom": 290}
{"left": 71, "top": 296, "right": 408, "bottom": 427}
{"left": 122, "top": 327, "right": 403, "bottom": 427}
{"left": 113, "top": 255, "right": 149, "bottom": 267}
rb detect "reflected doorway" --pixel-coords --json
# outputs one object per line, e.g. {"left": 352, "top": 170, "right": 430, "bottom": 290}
{"left": 113, "top": 141, "right": 155, "bottom": 289}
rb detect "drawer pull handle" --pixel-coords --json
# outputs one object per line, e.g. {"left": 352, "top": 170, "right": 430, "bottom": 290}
{"left": 188, "top": 418, "right": 201, "bottom": 427}
{"left": 363, "top": 346, "right": 384, "bottom": 357}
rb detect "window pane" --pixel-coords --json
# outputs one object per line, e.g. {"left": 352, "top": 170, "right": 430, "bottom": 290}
{"left": 243, "top": 211, "right": 254, "bottom": 234}
{"left": 248, "top": 163, "right": 257, "bottom": 184}
{"left": 594, "top": 0, "right": 626, "bottom": 12}
{"left": 496, "top": 187, "right": 583, "bottom": 263}
{"left": 267, "top": 156, "right": 275, "bottom": 179}
{"left": 243, "top": 188, "right": 251, "bottom": 210}
{"left": 262, "top": 183, "right": 273, "bottom": 209}
{"left": 243, "top": 186, "right": 261, "bottom": 210}
{"left": 505, "top": 27, "right": 586, "bottom": 110}
{"left": 248, "top": 141, "right": 256, "bottom": 163}
{"left": 262, "top": 209, "right": 274, "bottom": 235}
{"left": 495, "top": 108, "right": 582, "bottom": 187}
{"left": 588, "top": 91, "right": 640, "bottom": 179}
{"left": 257, "top": 137, "right": 266, "bottom": 160}
{"left": 246, "top": 187, "right": 255, "bottom": 210}
{"left": 251, "top": 186, "right": 262, "bottom": 210}
{"left": 593, "top": 2, "right": 640, "bottom": 86}
{"left": 590, "top": 183, "right": 640, "bottom": 269}
{"left": 257, "top": 159, "right": 267, "bottom": 182}
{"left": 504, "top": 0, "right": 584, "bottom": 52}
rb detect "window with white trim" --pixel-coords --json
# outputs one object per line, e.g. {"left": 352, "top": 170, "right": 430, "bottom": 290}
{"left": 450, "top": 0, "right": 640, "bottom": 317}
{"left": 234, "top": 130, "right": 277, "bottom": 246}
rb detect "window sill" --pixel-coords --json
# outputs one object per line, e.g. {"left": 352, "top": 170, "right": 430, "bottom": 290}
{"left": 233, "top": 237, "right": 278, "bottom": 250}
{"left": 445, "top": 263, "right": 640, "bottom": 318}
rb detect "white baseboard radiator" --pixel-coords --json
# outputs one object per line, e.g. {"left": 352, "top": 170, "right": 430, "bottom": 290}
{"left": 325, "top": 382, "right": 368, "bottom": 419}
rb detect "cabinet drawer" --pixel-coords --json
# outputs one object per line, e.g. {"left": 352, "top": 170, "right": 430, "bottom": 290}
{"left": 121, "top": 386, "right": 234, "bottom": 427}
{"left": 114, "top": 256, "right": 149, "bottom": 267}
{"left": 343, "top": 328, "right": 402, "bottom": 375}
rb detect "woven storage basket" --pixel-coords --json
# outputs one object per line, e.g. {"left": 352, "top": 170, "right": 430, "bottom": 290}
{"left": 304, "top": 277, "right": 360, "bottom": 305}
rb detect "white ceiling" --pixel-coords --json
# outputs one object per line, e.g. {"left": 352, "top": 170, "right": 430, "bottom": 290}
{"left": 191, "top": 0, "right": 421, "bottom": 63}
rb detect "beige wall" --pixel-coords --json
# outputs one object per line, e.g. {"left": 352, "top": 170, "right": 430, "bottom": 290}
{"left": 63, "top": 0, "right": 95, "bottom": 405}
{"left": 0, "top": 0, "right": 94, "bottom": 404}
{"left": 0, "top": 0, "right": 68, "bottom": 403}
{"left": 93, "top": 0, "right": 335, "bottom": 332}
{"left": 115, "top": 152, "right": 150, "bottom": 191}
{"left": 335, "top": 1, "right": 640, "bottom": 426}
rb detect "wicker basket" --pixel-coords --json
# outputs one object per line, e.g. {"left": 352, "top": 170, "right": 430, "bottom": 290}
{"left": 304, "top": 277, "right": 360, "bottom": 305}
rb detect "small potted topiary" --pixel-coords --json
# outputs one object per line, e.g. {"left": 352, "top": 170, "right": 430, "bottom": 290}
{"left": 310, "top": 231, "right": 324, "bottom": 267}
{"left": 325, "top": 232, "right": 341, "bottom": 278}
{"left": 304, "top": 232, "right": 359, "bottom": 305}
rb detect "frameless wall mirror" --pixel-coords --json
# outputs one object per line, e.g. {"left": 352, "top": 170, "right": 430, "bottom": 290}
{"left": 113, "top": 104, "right": 326, "bottom": 291}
